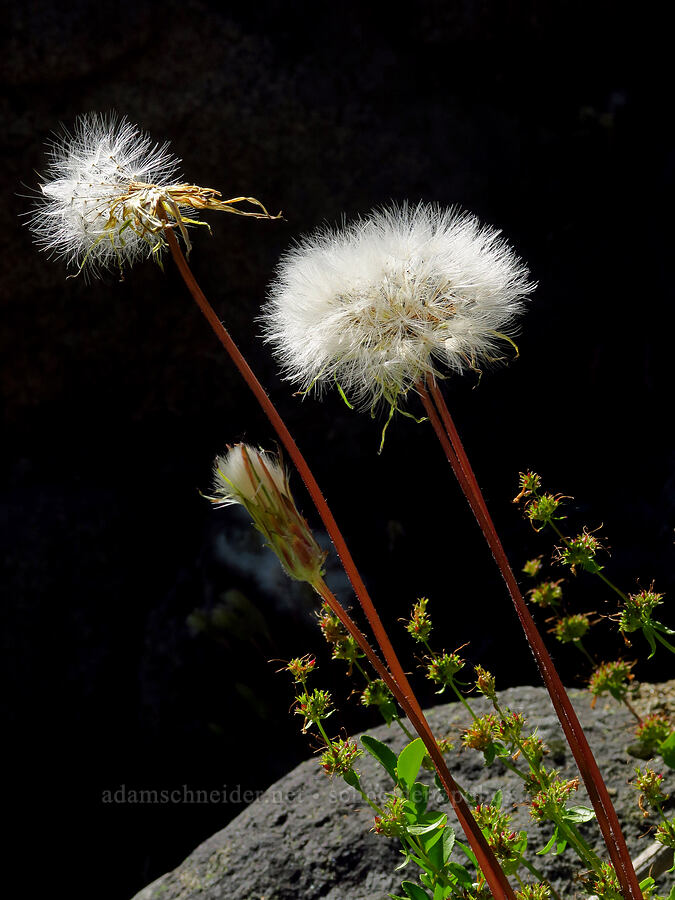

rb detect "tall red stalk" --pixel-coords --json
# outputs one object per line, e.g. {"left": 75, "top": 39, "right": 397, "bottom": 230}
{"left": 418, "top": 378, "right": 642, "bottom": 900}
{"left": 163, "top": 227, "right": 516, "bottom": 898}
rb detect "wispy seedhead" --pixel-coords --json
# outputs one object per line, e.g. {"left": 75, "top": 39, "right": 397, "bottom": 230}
{"left": 262, "top": 202, "right": 535, "bottom": 411}
{"left": 29, "top": 112, "right": 277, "bottom": 278}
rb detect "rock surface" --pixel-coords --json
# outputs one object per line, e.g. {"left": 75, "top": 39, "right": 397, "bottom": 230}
{"left": 132, "top": 683, "right": 674, "bottom": 899}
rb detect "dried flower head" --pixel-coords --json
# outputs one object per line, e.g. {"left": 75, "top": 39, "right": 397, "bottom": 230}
{"left": 208, "top": 443, "right": 327, "bottom": 584}
{"left": 262, "top": 203, "right": 535, "bottom": 411}
{"left": 30, "top": 112, "right": 277, "bottom": 278}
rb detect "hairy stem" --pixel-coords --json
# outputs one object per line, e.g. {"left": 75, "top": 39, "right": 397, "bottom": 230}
{"left": 163, "top": 227, "right": 516, "bottom": 898}
{"left": 418, "top": 377, "right": 641, "bottom": 900}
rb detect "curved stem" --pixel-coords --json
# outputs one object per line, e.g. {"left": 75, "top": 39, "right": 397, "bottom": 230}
{"left": 163, "top": 227, "right": 515, "bottom": 899}
{"left": 418, "top": 377, "right": 642, "bottom": 900}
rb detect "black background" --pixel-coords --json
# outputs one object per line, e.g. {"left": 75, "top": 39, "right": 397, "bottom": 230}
{"left": 2, "top": 3, "right": 673, "bottom": 898}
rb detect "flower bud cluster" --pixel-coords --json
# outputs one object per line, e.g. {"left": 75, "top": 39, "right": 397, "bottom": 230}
{"left": 373, "top": 795, "right": 408, "bottom": 839}
{"left": 634, "top": 714, "right": 672, "bottom": 755}
{"left": 590, "top": 862, "right": 621, "bottom": 899}
{"left": 360, "top": 678, "right": 392, "bottom": 710}
{"left": 556, "top": 528, "right": 603, "bottom": 575}
{"left": 655, "top": 820, "right": 675, "bottom": 851}
{"left": 474, "top": 666, "right": 497, "bottom": 701}
{"left": 473, "top": 803, "right": 524, "bottom": 865}
{"left": 405, "top": 597, "right": 432, "bottom": 643}
{"left": 525, "top": 493, "right": 566, "bottom": 532}
{"left": 552, "top": 613, "right": 591, "bottom": 644}
{"left": 619, "top": 588, "right": 664, "bottom": 634}
{"left": 630, "top": 766, "right": 669, "bottom": 814}
{"left": 515, "top": 885, "right": 551, "bottom": 900}
{"left": 526, "top": 772, "right": 579, "bottom": 821}
{"left": 294, "top": 688, "right": 333, "bottom": 733}
{"left": 513, "top": 470, "right": 542, "bottom": 503}
{"left": 521, "top": 557, "right": 543, "bottom": 578}
{"left": 425, "top": 650, "right": 465, "bottom": 692}
{"left": 320, "top": 737, "right": 362, "bottom": 778}
{"left": 528, "top": 580, "right": 563, "bottom": 609}
{"left": 588, "top": 660, "right": 634, "bottom": 703}
{"left": 462, "top": 713, "right": 499, "bottom": 752}
{"left": 285, "top": 655, "right": 317, "bottom": 684}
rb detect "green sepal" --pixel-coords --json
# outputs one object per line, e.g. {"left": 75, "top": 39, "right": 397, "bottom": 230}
{"left": 334, "top": 377, "right": 354, "bottom": 409}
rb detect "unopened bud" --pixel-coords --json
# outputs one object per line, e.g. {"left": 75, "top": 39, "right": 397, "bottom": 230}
{"left": 209, "top": 444, "right": 327, "bottom": 584}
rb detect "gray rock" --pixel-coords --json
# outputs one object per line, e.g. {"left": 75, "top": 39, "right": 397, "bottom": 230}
{"left": 132, "top": 684, "right": 674, "bottom": 899}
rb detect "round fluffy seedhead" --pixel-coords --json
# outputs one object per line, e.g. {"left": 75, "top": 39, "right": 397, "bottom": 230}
{"left": 262, "top": 203, "right": 536, "bottom": 410}
{"left": 29, "top": 113, "right": 182, "bottom": 276}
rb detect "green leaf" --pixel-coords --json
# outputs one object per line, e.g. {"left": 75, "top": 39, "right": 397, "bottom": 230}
{"left": 341, "top": 768, "right": 361, "bottom": 790}
{"left": 401, "top": 880, "right": 432, "bottom": 900}
{"left": 409, "top": 781, "right": 429, "bottom": 814}
{"left": 483, "top": 740, "right": 507, "bottom": 766}
{"left": 659, "top": 730, "right": 675, "bottom": 769}
{"left": 492, "top": 789, "right": 503, "bottom": 809}
{"left": 564, "top": 806, "right": 596, "bottom": 824}
{"left": 447, "top": 862, "right": 473, "bottom": 887}
{"left": 433, "top": 772, "right": 449, "bottom": 801}
{"left": 397, "top": 739, "right": 427, "bottom": 794}
{"left": 407, "top": 812, "right": 447, "bottom": 835}
{"left": 441, "top": 825, "right": 456, "bottom": 864}
{"left": 361, "top": 735, "right": 398, "bottom": 782}
{"left": 379, "top": 698, "right": 398, "bottom": 726}
{"left": 421, "top": 825, "right": 445, "bottom": 856}
{"left": 643, "top": 624, "right": 658, "bottom": 659}
{"left": 536, "top": 824, "right": 568, "bottom": 856}
{"left": 456, "top": 840, "right": 478, "bottom": 869}
{"left": 537, "top": 833, "right": 557, "bottom": 856}
{"left": 394, "top": 850, "right": 412, "bottom": 872}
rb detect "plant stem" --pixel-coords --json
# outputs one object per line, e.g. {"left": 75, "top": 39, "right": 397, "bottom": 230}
{"left": 311, "top": 576, "right": 515, "bottom": 898}
{"left": 449, "top": 680, "right": 479, "bottom": 722}
{"left": 418, "top": 377, "right": 641, "bottom": 900}
{"left": 574, "top": 639, "right": 596, "bottom": 667}
{"left": 163, "top": 228, "right": 515, "bottom": 897}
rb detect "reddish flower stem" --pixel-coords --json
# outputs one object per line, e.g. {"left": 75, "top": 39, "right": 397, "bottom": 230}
{"left": 163, "top": 227, "right": 515, "bottom": 898}
{"left": 313, "top": 578, "right": 515, "bottom": 897}
{"left": 418, "top": 378, "right": 641, "bottom": 900}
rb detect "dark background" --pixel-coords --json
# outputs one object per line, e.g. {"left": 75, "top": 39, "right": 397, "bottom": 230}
{"left": 2, "top": 3, "right": 672, "bottom": 898}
